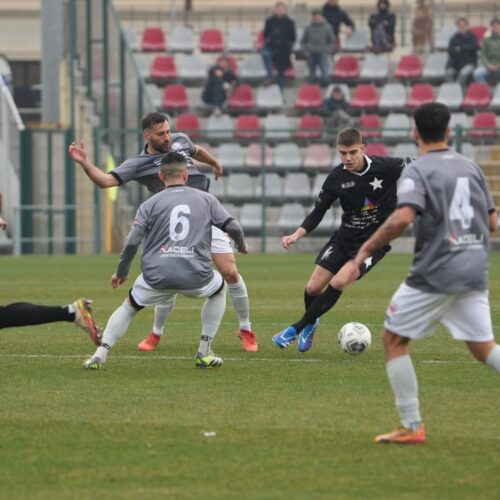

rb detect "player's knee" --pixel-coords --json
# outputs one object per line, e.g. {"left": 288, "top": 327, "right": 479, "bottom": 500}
{"left": 330, "top": 276, "right": 347, "bottom": 291}
{"left": 305, "top": 282, "right": 322, "bottom": 296}
{"left": 382, "top": 329, "right": 408, "bottom": 356}
{"left": 222, "top": 267, "right": 240, "bottom": 284}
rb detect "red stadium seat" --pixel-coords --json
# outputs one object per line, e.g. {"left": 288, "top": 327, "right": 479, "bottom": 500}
{"left": 150, "top": 56, "right": 177, "bottom": 80}
{"left": 175, "top": 113, "right": 201, "bottom": 138}
{"left": 199, "top": 29, "right": 225, "bottom": 52}
{"left": 162, "top": 84, "right": 189, "bottom": 110}
{"left": 294, "top": 114, "right": 324, "bottom": 140}
{"left": 359, "top": 114, "right": 382, "bottom": 138}
{"left": 227, "top": 84, "right": 255, "bottom": 110}
{"left": 470, "top": 25, "right": 488, "bottom": 47}
{"left": 234, "top": 114, "right": 261, "bottom": 140}
{"left": 295, "top": 84, "right": 323, "bottom": 110}
{"left": 365, "top": 143, "right": 388, "bottom": 156}
{"left": 332, "top": 55, "right": 360, "bottom": 79}
{"left": 350, "top": 84, "right": 378, "bottom": 109}
{"left": 255, "top": 30, "right": 265, "bottom": 51}
{"left": 407, "top": 83, "right": 435, "bottom": 108}
{"left": 142, "top": 27, "right": 167, "bottom": 52}
{"left": 303, "top": 143, "right": 333, "bottom": 169}
{"left": 217, "top": 55, "right": 239, "bottom": 76}
{"left": 468, "top": 112, "right": 497, "bottom": 138}
{"left": 462, "top": 83, "right": 491, "bottom": 108}
{"left": 245, "top": 142, "right": 272, "bottom": 168}
{"left": 394, "top": 55, "right": 422, "bottom": 79}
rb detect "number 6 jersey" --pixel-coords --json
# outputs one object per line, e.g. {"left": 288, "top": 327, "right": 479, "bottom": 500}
{"left": 397, "top": 149, "right": 496, "bottom": 294}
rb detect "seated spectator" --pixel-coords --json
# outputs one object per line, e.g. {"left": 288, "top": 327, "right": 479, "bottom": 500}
{"left": 369, "top": 0, "right": 396, "bottom": 54}
{"left": 201, "top": 56, "right": 237, "bottom": 110}
{"left": 323, "top": 86, "right": 353, "bottom": 130}
{"left": 445, "top": 18, "right": 478, "bottom": 86}
{"left": 261, "top": 2, "right": 296, "bottom": 89}
{"left": 322, "top": 0, "right": 355, "bottom": 40}
{"left": 301, "top": 9, "right": 336, "bottom": 86}
{"left": 474, "top": 17, "right": 500, "bottom": 84}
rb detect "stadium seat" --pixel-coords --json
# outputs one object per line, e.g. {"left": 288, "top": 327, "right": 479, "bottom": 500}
{"left": 378, "top": 82, "right": 406, "bottom": 111}
{"left": 304, "top": 144, "right": 333, "bottom": 170}
{"left": 170, "top": 25, "right": 195, "bottom": 53}
{"left": 162, "top": 84, "right": 189, "bottom": 110}
{"left": 227, "top": 27, "right": 254, "bottom": 52}
{"left": 123, "top": 26, "right": 140, "bottom": 51}
{"left": 295, "top": 84, "right": 323, "bottom": 110}
{"left": 295, "top": 114, "right": 323, "bottom": 140}
{"left": 255, "top": 173, "right": 283, "bottom": 199}
{"left": 341, "top": 28, "right": 368, "bottom": 52}
{"left": 449, "top": 112, "right": 470, "bottom": 135}
{"left": 360, "top": 54, "right": 389, "bottom": 82}
{"left": 227, "top": 173, "right": 255, "bottom": 200}
{"left": 470, "top": 25, "right": 488, "bottom": 47}
{"left": 234, "top": 114, "right": 261, "bottom": 140}
{"left": 273, "top": 143, "right": 302, "bottom": 170}
{"left": 278, "top": 203, "right": 306, "bottom": 231}
{"left": 206, "top": 174, "right": 226, "bottom": 198}
{"left": 332, "top": 55, "right": 360, "bottom": 80}
{"left": 145, "top": 84, "right": 162, "bottom": 109}
{"left": 178, "top": 55, "right": 206, "bottom": 81}
{"left": 394, "top": 55, "right": 422, "bottom": 79}
{"left": 245, "top": 143, "right": 273, "bottom": 168}
{"left": 382, "top": 113, "right": 411, "bottom": 139}
{"left": 217, "top": 143, "right": 245, "bottom": 170}
{"left": 227, "top": 84, "right": 255, "bottom": 110}
{"left": 365, "top": 143, "right": 388, "bottom": 156}
{"left": 284, "top": 173, "right": 312, "bottom": 200}
{"left": 175, "top": 113, "right": 201, "bottom": 137}
{"left": 324, "top": 83, "right": 351, "bottom": 103}
{"left": 255, "top": 30, "right": 265, "bottom": 51}
{"left": 422, "top": 52, "right": 448, "bottom": 81}
{"left": 134, "top": 53, "right": 151, "bottom": 79}
{"left": 312, "top": 173, "right": 328, "bottom": 194}
{"left": 141, "top": 27, "right": 166, "bottom": 52}
{"left": 150, "top": 55, "right": 177, "bottom": 81}
{"left": 436, "top": 82, "right": 463, "bottom": 110}
{"left": 240, "top": 203, "right": 263, "bottom": 231}
{"left": 264, "top": 114, "right": 291, "bottom": 141}
{"left": 490, "top": 83, "right": 500, "bottom": 110}
{"left": 407, "top": 83, "right": 435, "bottom": 109}
{"left": 256, "top": 84, "right": 284, "bottom": 111}
{"left": 239, "top": 54, "right": 268, "bottom": 81}
{"left": 350, "top": 84, "right": 378, "bottom": 110}
{"left": 359, "top": 114, "right": 382, "bottom": 138}
{"left": 392, "top": 142, "right": 418, "bottom": 159}
{"left": 199, "top": 29, "right": 225, "bottom": 52}
{"left": 462, "top": 82, "right": 491, "bottom": 109}
{"left": 435, "top": 25, "right": 457, "bottom": 51}
{"left": 468, "top": 113, "right": 497, "bottom": 138}
{"left": 206, "top": 112, "right": 234, "bottom": 140}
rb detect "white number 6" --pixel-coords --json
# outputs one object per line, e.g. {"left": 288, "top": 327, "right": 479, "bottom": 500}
{"left": 170, "top": 204, "right": 191, "bottom": 241}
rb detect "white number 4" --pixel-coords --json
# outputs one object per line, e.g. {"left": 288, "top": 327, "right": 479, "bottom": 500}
{"left": 449, "top": 177, "right": 474, "bottom": 229}
{"left": 170, "top": 204, "right": 191, "bottom": 241}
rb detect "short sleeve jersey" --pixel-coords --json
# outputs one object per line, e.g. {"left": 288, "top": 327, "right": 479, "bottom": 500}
{"left": 301, "top": 156, "right": 407, "bottom": 250}
{"left": 397, "top": 150, "right": 495, "bottom": 293}
{"left": 110, "top": 133, "right": 200, "bottom": 194}
{"left": 133, "top": 185, "right": 233, "bottom": 290}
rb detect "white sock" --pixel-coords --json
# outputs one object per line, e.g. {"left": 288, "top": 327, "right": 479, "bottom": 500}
{"left": 198, "top": 284, "right": 227, "bottom": 355}
{"left": 386, "top": 355, "right": 422, "bottom": 430}
{"left": 151, "top": 296, "right": 176, "bottom": 336}
{"left": 228, "top": 277, "right": 251, "bottom": 331}
{"left": 94, "top": 300, "right": 138, "bottom": 362}
{"left": 486, "top": 345, "right": 500, "bottom": 372}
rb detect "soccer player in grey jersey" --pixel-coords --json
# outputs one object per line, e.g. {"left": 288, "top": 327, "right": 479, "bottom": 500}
{"left": 83, "top": 151, "right": 248, "bottom": 370}
{"left": 69, "top": 112, "right": 258, "bottom": 353}
{"left": 344, "top": 103, "right": 499, "bottom": 444}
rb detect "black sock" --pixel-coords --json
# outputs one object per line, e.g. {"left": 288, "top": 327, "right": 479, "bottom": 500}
{"left": 0, "top": 303, "right": 74, "bottom": 329}
{"left": 304, "top": 289, "right": 317, "bottom": 310}
{"left": 292, "top": 286, "right": 343, "bottom": 332}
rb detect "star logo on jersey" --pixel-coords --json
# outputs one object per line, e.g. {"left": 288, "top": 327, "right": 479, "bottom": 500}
{"left": 364, "top": 256, "right": 373, "bottom": 269}
{"left": 361, "top": 197, "right": 377, "bottom": 211}
{"left": 369, "top": 177, "right": 383, "bottom": 191}
{"left": 321, "top": 246, "right": 334, "bottom": 261}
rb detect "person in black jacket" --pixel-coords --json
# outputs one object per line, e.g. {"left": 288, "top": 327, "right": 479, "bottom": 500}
{"left": 369, "top": 0, "right": 396, "bottom": 53}
{"left": 446, "top": 17, "right": 478, "bottom": 87}
{"left": 322, "top": 0, "right": 355, "bottom": 39}
{"left": 261, "top": 2, "right": 296, "bottom": 89}
{"left": 201, "top": 56, "right": 237, "bottom": 110}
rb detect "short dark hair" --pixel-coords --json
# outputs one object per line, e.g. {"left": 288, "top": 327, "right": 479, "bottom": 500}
{"left": 160, "top": 151, "right": 187, "bottom": 179}
{"left": 141, "top": 112, "right": 169, "bottom": 131}
{"left": 414, "top": 102, "right": 450, "bottom": 143}
{"left": 456, "top": 17, "right": 468, "bottom": 25}
{"left": 336, "top": 128, "right": 363, "bottom": 147}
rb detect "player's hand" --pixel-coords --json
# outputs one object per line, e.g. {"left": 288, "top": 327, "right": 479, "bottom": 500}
{"left": 238, "top": 242, "right": 249, "bottom": 254}
{"left": 68, "top": 140, "right": 87, "bottom": 166}
{"left": 0, "top": 216, "right": 7, "bottom": 230}
{"left": 213, "top": 161, "right": 223, "bottom": 180}
{"left": 341, "top": 260, "right": 361, "bottom": 285}
{"left": 111, "top": 274, "right": 128, "bottom": 289}
{"left": 282, "top": 233, "right": 299, "bottom": 249}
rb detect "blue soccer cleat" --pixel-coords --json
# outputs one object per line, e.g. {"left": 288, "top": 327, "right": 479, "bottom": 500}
{"left": 298, "top": 318, "right": 320, "bottom": 352}
{"left": 272, "top": 326, "right": 298, "bottom": 349}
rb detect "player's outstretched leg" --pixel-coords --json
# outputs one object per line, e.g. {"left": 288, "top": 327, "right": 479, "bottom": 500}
{"left": 138, "top": 296, "right": 176, "bottom": 352}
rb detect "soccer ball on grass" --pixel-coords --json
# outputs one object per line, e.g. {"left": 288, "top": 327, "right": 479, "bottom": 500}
{"left": 338, "top": 322, "right": 371, "bottom": 355}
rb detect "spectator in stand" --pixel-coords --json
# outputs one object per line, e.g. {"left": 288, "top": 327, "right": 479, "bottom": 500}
{"left": 323, "top": 85, "right": 352, "bottom": 130}
{"left": 201, "top": 56, "right": 237, "bottom": 111}
{"left": 261, "top": 2, "right": 296, "bottom": 89}
{"left": 412, "top": 0, "right": 432, "bottom": 54}
{"left": 474, "top": 17, "right": 500, "bottom": 84}
{"left": 369, "top": 0, "right": 396, "bottom": 54}
{"left": 321, "top": 0, "right": 355, "bottom": 40}
{"left": 445, "top": 17, "right": 478, "bottom": 87}
{"left": 301, "top": 9, "right": 336, "bottom": 86}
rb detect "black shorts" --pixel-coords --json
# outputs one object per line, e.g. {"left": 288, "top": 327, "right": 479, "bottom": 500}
{"left": 315, "top": 237, "right": 391, "bottom": 279}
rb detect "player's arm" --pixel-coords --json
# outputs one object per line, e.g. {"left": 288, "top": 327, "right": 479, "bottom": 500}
{"left": 222, "top": 218, "right": 248, "bottom": 254}
{"left": 489, "top": 210, "right": 498, "bottom": 233}
{"left": 68, "top": 140, "right": 119, "bottom": 189}
{"left": 112, "top": 223, "right": 146, "bottom": 288}
{"left": 193, "top": 144, "right": 223, "bottom": 180}
{"left": 0, "top": 193, "right": 6, "bottom": 230}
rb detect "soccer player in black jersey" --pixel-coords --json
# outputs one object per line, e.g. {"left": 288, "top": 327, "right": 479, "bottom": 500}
{"left": 273, "top": 128, "right": 409, "bottom": 352}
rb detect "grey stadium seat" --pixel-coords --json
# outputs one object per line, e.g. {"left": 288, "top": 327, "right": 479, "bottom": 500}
{"left": 246, "top": 143, "right": 273, "bottom": 168}
{"left": 206, "top": 174, "right": 226, "bottom": 198}
{"left": 226, "top": 173, "right": 255, "bottom": 200}
{"left": 312, "top": 173, "right": 328, "bottom": 194}
{"left": 217, "top": 143, "right": 245, "bottom": 170}
{"left": 278, "top": 203, "right": 306, "bottom": 230}
{"left": 170, "top": 25, "right": 195, "bottom": 53}
{"left": 145, "top": 84, "right": 162, "bottom": 109}
{"left": 422, "top": 52, "right": 448, "bottom": 81}
{"left": 378, "top": 83, "right": 406, "bottom": 111}
{"left": 360, "top": 54, "right": 389, "bottom": 82}
{"left": 240, "top": 54, "right": 268, "bottom": 81}
{"left": 240, "top": 203, "right": 263, "bottom": 231}
{"left": 435, "top": 25, "right": 457, "bottom": 51}
{"left": 264, "top": 114, "right": 291, "bottom": 141}
{"left": 206, "top": 113, "right": 234, "bottom": 140}
{"left": 304, "top": 144, "right": 333, "bottom": 170}
{"left": 273, "top": 142, "right": 302, "bottom": 170}
{"left": 178, "top": 55, "right": 206, "bottom": 81}
{"left": 449, "top": 112, "right": 470, "bottom": 135}
{"left": 123, "top": 26, "right": 141, "bottom": 51}
{"left": 256, "top": 84, "right": 284, "bottom": 110}
{"left": 227, "top": 27, "right": 254, "bottom": 52}
{"left": 255, "top": 173, "right": 283, "bottom": 200}
{"left": 134, "top": 53, "right": 151, "bottom": 79}
{"left": 491, "top": 83, "right": 500, "bottom": 110}
{"left": 342, "top": 28, "right": 368, "bottom": 52}
{"left": 436, "top": 82, "right": 463, "bottom": 110}
{"left": 283, "top": 173, "right": 312, "bottom": 200}
{"left": 382, "top": 113, "right": 412, "bottom": 139}
{"left": 392, "top": 142, "right": 418, "bottom": 159}
{"left": 324, "top": 83, "right": 351, "bottom": 103}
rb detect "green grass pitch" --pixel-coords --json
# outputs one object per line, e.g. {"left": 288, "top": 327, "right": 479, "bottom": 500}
{"left": 1, "top": 253, "right": 500, "bottom": 499}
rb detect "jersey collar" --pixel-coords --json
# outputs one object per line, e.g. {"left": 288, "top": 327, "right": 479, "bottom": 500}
{"left": 343, "top": 155, "right": 372, "bottom": 176}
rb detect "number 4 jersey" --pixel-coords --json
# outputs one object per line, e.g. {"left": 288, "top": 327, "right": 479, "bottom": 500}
{"left": 397, "top": 149, "right": 496, "bottom": 294}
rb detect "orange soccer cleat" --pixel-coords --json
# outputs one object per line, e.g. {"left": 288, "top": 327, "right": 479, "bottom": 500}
{"left": 73, "top": 298, "right": 102, "bottom": 346}
{"left": 237, "top": 329, "right": 258, "bottom": 352}
{"left": 375, "top": 423, "right": 426, "bottom": 444}
{"left": 138, "top": 332, "right": 162, "bottom": 352}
